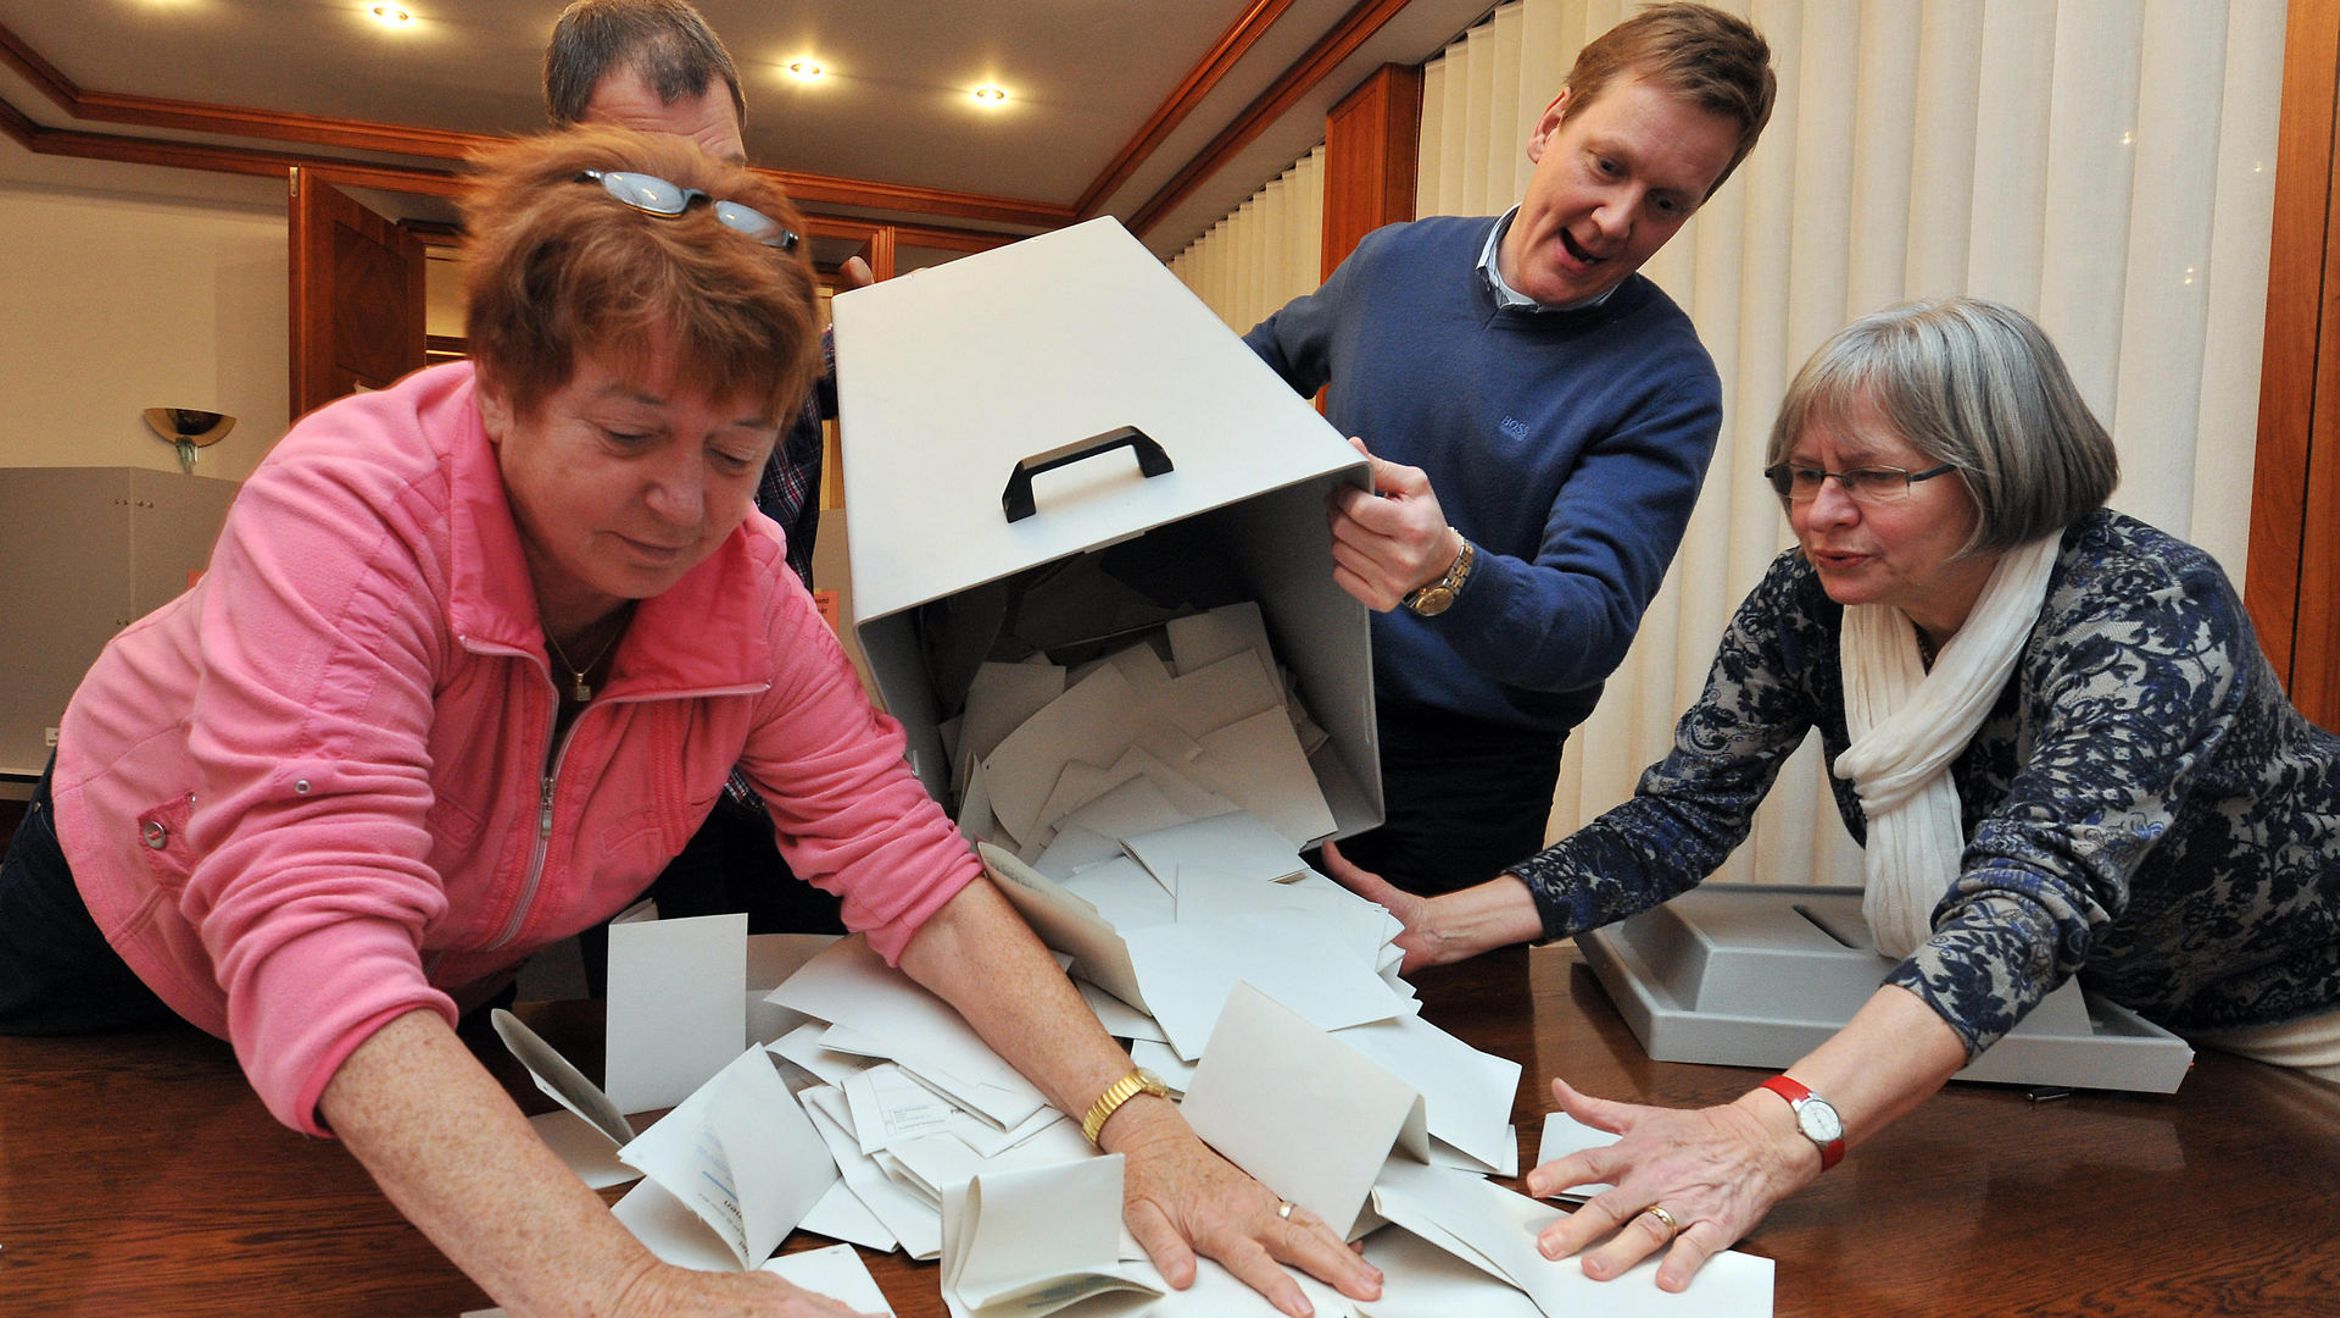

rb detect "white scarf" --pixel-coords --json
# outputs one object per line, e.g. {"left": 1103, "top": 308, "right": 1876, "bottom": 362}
{"left": 1833, "top": 535, "right": 2060, "bottom": 959}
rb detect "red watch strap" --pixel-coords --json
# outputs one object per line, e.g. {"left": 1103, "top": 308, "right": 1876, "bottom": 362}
{"left": 1759, "top": 1075, "right": 1844, "bottom": 1170}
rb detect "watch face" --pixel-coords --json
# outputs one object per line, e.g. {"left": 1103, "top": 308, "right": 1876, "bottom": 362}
{"left": 1411, "top": 585, "right": 1456, "bottom": 616}
{"left": 1799, "top": 1098, "right": 1844, "bottom": 1144}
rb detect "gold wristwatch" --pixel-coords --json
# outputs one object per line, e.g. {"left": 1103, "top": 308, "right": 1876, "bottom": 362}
{"left": 1081, "top": 1067, "right": 1170, "bottom": 1145}
{"left": 1402, "top": 533, "right": 1476, "bottom": 617}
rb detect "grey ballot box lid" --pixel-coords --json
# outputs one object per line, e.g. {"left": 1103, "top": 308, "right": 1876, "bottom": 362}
{"left": 1577, "top": 885, "right": 2195, "bottom": 1094}
{"left": 829, "top": 218, "right": 1381, "bottom": 843}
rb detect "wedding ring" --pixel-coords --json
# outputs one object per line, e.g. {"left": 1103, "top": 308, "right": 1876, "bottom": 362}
{"left": 1277, "top": 1200, "right": 1296, "bottom": 1220}
{"left": 1641, "top": 1204, "right": 1682, "bottom": 1242}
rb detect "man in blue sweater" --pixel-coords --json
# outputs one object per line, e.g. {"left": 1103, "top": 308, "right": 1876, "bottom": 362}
{"left": 1247, "top": 3, "right": 1774, "bottom": 894}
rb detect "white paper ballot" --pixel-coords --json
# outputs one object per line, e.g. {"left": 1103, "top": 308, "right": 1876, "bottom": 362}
{"left": 1334, "top": 1014, "right": 1521, "bottom": 1174}
{"left": 1183, "top": 706, "right": 1337, "bottom": 846}
{"left": 979, "top": 843, "right": 1149, "bottom": 1010}
{"left": 529, "top": 1109, "right": 643, "bottom": 1190}
{"left": 768, "top": 935, "right": 1050, "bottom": 1130}
{"left": 491, "top": 1008, "right": 634, "bottom": 1148}
{"left": 1167, "top": 601, "right": 1275, "bottom": 678}
{"left": 762, "top": 1242, "right": 896, "bottom": 1314}
{"left": 1149, "top": 648, "right": 1283, "bottom": 740}
{"left": 983, "top": 666, "right": 1142, "bottom": 843}
{"left": 940, "top": 1155, "right": 1162, "bottom": 1318}
{"left": 799, "top": 1176, "right": 898, "bottom": 1252}
{"left": 612, "top": 1176, "right": 742, "bottom": 1272}
{"left": 1077, "top": 979, "right": 1167, "bottom": 1043}
{"left": 1371, "top": 1158, "right": 1775, "bottom": 1317}
{"left": 1121, "top": 811, "right": 1304, "bottom": 890}
{"left": 606, "top": 912, "right": 748, "bottom": 1114}
{"left": 1356, "top": 1223, "right": 1542, "bottom": 1318}
{"left": 1058, "top": 856, "right": 1176, "bottom": 931}
{"left": 617, "top": 1047, "right": 839, "bottom": 1269}
{"left": 960, "top": 660, "right": 1069, "bottom": 778}
{"left": 1535, "top": 1112, "right": 1622, "bottom": 1198}
{"left": 1038, "top": 775, "right": 1191, "bottom": 855}
{"left": 844, "top": 1062, "right": 959, "bottom": 1155}
{"left": 1124, "top": 911, "right": 1410, "bottom": 1059}
{"left": 803, "top": 1086, "right": 945, "bottom": 1260}
{"left": 1180, "top": 984, "right": 1429, "bottom": 1238}
{"left": 773, "top": 1022, "right": 876, "bottom": 1087}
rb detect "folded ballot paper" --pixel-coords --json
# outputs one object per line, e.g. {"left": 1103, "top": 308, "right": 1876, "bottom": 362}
{"left": 1369, "top": 1159, "right": 1776, "bottom": 1317}
{"left": 614, "top": 1045, "right": 838, "bottom": 1269}
{"left": 939, "top": 1154, "right": 1161, "bottom": 1317}
{"left": 979, "top": 839, "right": 1414, "bottom": 1062}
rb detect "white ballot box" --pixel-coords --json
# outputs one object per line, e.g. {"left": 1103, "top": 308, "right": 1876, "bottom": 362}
{"left": 832, "top": 218, "right": 1381, "bottom": 847}
{"left": 1578, "top": 884, "right": 2196, "bottom": 1094}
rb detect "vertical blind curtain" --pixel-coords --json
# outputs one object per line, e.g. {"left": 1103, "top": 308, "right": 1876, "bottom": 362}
{"left": 1413, "top": 0, "right": 2285, "bottom": 885}
{"left": 1171, "top": 146, "right": 1329, "bottom": 331}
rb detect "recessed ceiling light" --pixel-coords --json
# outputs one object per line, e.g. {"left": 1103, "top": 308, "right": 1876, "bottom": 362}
{"left": 972, "top": 84, "right": 1008, "bottom": 105}
{"left": 786, "top": 59, "right": 824, "bottom": 82}
{"left": 369, "top": 5, "right": 412, "bottom": 25}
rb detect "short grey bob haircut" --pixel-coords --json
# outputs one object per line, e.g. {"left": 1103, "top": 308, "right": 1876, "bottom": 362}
{"left": 1767, "top": 297, "right": 2119, "bottom": 557}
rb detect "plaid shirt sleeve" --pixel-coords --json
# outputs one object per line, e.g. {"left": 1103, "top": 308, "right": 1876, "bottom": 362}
{"left": 755, "top": 326, "right": 836, "bottom": 590}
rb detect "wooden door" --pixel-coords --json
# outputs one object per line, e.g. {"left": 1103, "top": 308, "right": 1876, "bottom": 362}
{"left": 288, "top": 168, "right": 425, "bottom": 419}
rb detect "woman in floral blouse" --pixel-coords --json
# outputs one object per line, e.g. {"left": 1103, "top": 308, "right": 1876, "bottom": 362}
{"left": 1329, "top": 298, "right": 2340, "bottom": 1291}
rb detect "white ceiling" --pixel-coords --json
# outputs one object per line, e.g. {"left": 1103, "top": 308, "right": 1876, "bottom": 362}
{"left": 0, "top": 0, "right": 1494, "bottom": 258}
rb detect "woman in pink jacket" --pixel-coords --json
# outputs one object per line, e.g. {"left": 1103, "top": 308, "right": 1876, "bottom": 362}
{"left": 0, "top": 128, "right": 1379, "bottom": 1317}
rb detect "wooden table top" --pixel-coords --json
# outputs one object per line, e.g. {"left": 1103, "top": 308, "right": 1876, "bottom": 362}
{"left": 5, "top": 945, "right": 2337, "bottom": 1316}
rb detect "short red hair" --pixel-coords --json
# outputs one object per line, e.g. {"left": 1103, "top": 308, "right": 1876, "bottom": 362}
{"left": 461, "top": 126, "right": 818, "bottom": 421}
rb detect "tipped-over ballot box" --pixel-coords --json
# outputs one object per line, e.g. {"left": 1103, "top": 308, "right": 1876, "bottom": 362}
{"left": 1579, "top": 884, "right": 2196, "bottom": 1093}
{"left": 831, "top": 218, "right": 1381, "bottom": 853}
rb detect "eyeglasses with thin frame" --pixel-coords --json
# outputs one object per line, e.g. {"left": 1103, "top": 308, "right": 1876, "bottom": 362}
{"left": 574, "top": 170, "right": 801, "bottom": 251}
{"left": 1762, "top": 461, "right": 1959, "bottom": 505}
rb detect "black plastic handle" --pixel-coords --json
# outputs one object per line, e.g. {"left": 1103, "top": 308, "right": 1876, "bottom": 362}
{"left": 1001, "top": 426, "right": 1174, "bottom": 524}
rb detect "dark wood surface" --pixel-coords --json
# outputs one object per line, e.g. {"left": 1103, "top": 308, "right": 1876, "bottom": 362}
{"left": 5, "top": 946, "right": 2338, "bottom": 1316}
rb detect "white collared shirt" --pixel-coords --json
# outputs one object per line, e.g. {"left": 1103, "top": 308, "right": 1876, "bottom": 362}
{"left": 1478, "top": 206, "right": 1617, "bottom": 313}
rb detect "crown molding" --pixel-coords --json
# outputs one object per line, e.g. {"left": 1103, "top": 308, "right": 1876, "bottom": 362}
{"left": 0, "top": 19, "right": 1072, "bottom": 230}
{"left": 1074, "top": 0, "right": 1298, "bottom": 219}
{"left": 1127, "top": 0, "right": 1411, "bottom": 239}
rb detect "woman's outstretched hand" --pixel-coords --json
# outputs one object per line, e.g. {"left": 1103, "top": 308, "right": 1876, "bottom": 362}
{"left": 1523, "top": 1076, "right": 1814, "bottom": 1292}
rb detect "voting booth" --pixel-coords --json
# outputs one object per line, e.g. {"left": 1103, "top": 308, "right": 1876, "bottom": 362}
{"left": 1579, "top": 884, "right": 2197, "bottom": 1093}
{"left": 831, "top": 218, "right": 1380, "bottom": 848}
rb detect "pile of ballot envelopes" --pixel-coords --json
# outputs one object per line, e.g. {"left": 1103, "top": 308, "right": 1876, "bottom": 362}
{"left": 493, "top": 791, "right": 1769, "bottom": 1310}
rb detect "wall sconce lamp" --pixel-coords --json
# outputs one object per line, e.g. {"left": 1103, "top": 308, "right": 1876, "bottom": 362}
{"left": 143, "top": 408, "right": 236, "bottom": 473}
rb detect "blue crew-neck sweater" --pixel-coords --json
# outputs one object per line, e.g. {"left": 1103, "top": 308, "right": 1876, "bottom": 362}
{"left": 1244, "top": 215, "right": 1723, "bottom": 734}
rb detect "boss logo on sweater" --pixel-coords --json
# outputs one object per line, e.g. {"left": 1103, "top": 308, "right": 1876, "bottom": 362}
{"left": 1499, "top": 416, "right": 1531, "bottom": 442}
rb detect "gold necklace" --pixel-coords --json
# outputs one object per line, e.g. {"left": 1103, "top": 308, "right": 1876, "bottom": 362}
{"left": 544, "top": 610, "right": 627, "bottom": 702}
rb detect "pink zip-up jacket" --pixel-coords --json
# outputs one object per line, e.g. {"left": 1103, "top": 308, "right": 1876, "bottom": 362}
{"left": 53, "top": 362, "right": 978, "bottom": 1134}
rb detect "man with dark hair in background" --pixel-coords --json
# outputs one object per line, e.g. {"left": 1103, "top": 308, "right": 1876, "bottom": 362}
{"left": 545, "top": 0, "right": 866, "bottom": 942}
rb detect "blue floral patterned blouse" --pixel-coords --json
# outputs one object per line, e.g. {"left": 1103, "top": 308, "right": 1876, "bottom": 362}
{"left": 1512, "top": 509, "right": 2340, "bottom": 1059}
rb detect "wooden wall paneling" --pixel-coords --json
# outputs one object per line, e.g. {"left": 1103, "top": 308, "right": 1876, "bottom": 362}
{"left": 2246, "top": 0, "right": 2340, "bottom": 730}
{"left": 1320, "top": 63, "right": 1422, "bottom": 278}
